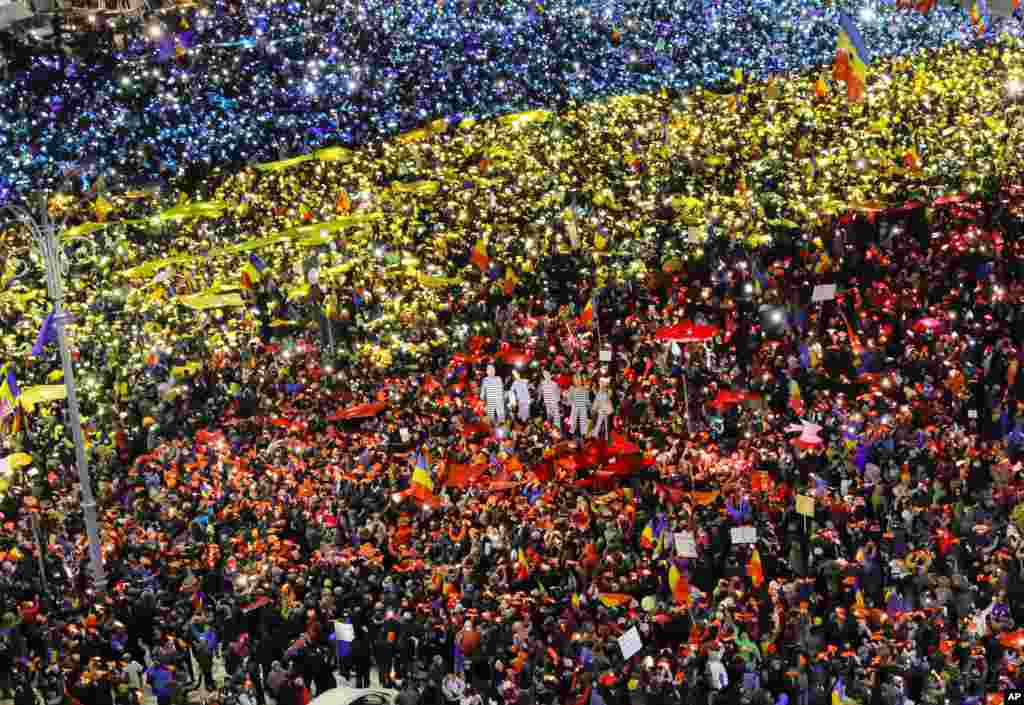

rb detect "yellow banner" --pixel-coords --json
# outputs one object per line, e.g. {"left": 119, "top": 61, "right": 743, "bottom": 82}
{"left": 62, "top": 222, "right": 111, "bottom": 241}
{"left": 417, "top": 272, "right": 460, "bottom": 289}
{"left": 20, "top": 385, "right": 67, "bottom": 411}
{"left": 390, "top": 181, "right": 440, "bottom": 196}
{"left": 180, "top": 293, "right": 246, "bottom": 310}
{"left": 254, "top": 154, "right": 315, "bottom": 173}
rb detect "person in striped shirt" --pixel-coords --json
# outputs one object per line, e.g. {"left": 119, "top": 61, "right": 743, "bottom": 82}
{"left": 479, "top": 365, "right": 506, "bottom": 426}
{"left": 591, "top": 377, "right": 612, "bottom": 439}
{"left": 567, "top": 375, "right": 590, "bottom": 438}
{"left": 510, "top": 371, "right": 531, "bottom": 424}
{"left": 540, "top": 371, "right": 562, "bottom": 427}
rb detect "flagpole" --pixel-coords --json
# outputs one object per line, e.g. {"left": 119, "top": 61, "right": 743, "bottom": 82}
{"left": 5, "top": 193, "right": 107, "bottom": 594}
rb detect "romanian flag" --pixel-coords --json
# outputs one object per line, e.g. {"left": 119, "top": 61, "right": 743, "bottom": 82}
{"left": 240, "top": 262, "right": 262, "bottom": 290}
{"left": 748, "top": 548, "right": 764, "bottom": 588}
{"left": 669, "top": 564, "right": 691, "bottom": 606}
{"left": 515, "top": 547, "right": 530, "bottom": 581}
{"left": 410, "top": 452, "right": 434, "bottom": 502}
{"left": 640, "top": 521, "right": 658, "bottom": 549}
{"left": 833, "top": 11, "right": 870, "bottom": 102}
{"left": 969, "top": 0, "right": 989, "bottom": 35}
{"left": 470, "top": 238, "right": 490, "bottom": 272}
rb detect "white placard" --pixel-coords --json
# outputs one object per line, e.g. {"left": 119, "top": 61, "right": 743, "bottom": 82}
{"left": 675, "top": 531, "right": 697, "bottom": 558}
{"left": 811, "top": 284, "right": 837, "bottom": 303}
{"left": 399, "top": 428, "right": 411, "bottom": 443}
{"left": 618, "top": 626, "right": 643, "bottom": 661}
{"left": 968, "top": 410, "right": 978, "bottom": 419}
{"left": 730, "top": 526, "right": 758, "bottom": 545}
{"left": 600, "top": 349, "right": 613, "bottom": 363}
{"left": 335, "top": 622, "right": 354, "bottom": 642}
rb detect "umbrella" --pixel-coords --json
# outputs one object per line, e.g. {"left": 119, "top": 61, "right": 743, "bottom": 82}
{"left": 329, "top": 402, "right": 388, "bottom": 421}
{"left": 654, "top": 321, "right": 719, "bottom": 343}
{"left": 708, "top": 389, "right": 761, "bottom": 409}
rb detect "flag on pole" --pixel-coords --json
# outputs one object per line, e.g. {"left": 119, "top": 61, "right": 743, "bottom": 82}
{"left": 833, "top": 11, "right": 870, "bottom": 102}
{"left": 669, "top": 563, "right": 692, "bottom": 606}
{"left": 410, "top": 451, "right": 434, "bottom": 502}
{"left": 969, "top": 0, "right": 989, "bottom": 34}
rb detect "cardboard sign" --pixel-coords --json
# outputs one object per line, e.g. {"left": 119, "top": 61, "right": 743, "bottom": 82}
{"left": 618, "top": 626, "right": 643, "bottom": 661}
{"left": 811, "top": 284, "right": 837, "bottom": 302}
{"left": 796, "top": 494, "right": 815, "bottom": 518}
{"left": 675, "top": 531, "right": 697, "bottom": 558}
{"left": 968, "top": 409, "right": 978, "bottom": 419}
{"left": 730, "top": 526, "right": 757, "bottom": 544}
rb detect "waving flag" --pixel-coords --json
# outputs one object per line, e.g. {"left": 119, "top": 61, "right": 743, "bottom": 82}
{"left": 833, "top": 11, "right": 870, "bottom": 102}
{"left": 640, "top": 520, "right": 661, "bottom": 549}
{"left": 669, "top": 563, "right": 692, "bottom": 606}
{"left": 410, "top": 451, "right": 435, "bottom": 503}
{"left": 969, "top": 0, "right": 989, "bottom": 34}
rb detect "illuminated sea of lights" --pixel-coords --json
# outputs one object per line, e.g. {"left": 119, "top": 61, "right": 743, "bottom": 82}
{"left": 0, "top": 0, "right": 1009, "bottom": 201}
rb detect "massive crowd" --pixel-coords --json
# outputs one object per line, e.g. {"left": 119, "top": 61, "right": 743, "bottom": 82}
{"left": 0, "top": 0, "right": 1001, "bottom": 202}
{"left": 3, "top": 4, "right": 1024, "bottom": 705}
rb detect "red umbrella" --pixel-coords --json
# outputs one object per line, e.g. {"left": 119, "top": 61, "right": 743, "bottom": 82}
{"left": 912, "top": 317, "right": 943, "bottom": 334}
{"left": 654, "top": 321, "right": 719, "bottom": 343}
{"left": 709, "top": 389, "right": 761, "bottom": 409}
{"left": 329, "top": 402, "right": 388, "bottom": 421}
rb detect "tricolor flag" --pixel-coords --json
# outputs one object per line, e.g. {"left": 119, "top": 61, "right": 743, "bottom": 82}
{"left": 669, "top": 563, "right": 691, "bottom": 606}
{"left": 470, "top": 237, "right": 490, "bottom": 272}
{"left": 410, "top": 451, "right": 435, "bottom": 502}
{"left": 969, "top": 0, "right": 989, "bottom": 34}
{"left": 640, "top": 519, "right": 664, "bottom": 550}
{"left": 833, "top": 11, "right": 870, "bottom": 102}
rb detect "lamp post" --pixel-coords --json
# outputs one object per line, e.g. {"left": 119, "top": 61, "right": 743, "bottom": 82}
{"left": 4, "top": 193, "right": 107, "bottom": 594}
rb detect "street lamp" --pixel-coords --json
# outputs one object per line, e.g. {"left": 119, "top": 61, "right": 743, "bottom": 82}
{"left": 3, "top": 193, "right": 107, "bottom": 594}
